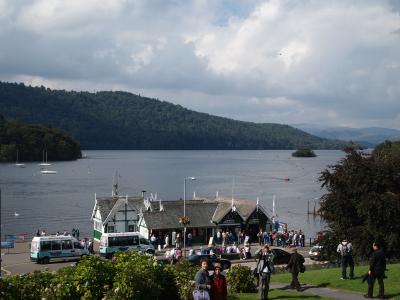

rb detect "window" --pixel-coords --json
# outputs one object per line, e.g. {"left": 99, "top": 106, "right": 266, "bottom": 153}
{"left": 62, "top": 240, "right": 73, "bottom": 250}
{"left": 51, "top": 240, "right": 61, "bottom": 250}
{"left": 40, "top": 241, "right": 51, "bottom": 251}
{"left": 128, "top": 225, "right": 136, "bottom": 232}
{"left": 74, "top": 242, "right": 84, "bottom": 249}
{"left": 140, "top": 237, "right": 149, "bottom": 245}
{"left": 108, "top": 235, "right": 139, "bottom": 247}
{"left": 107, "top": 225, "right": 115, "bottom": 233}
{"left": 94, "top": 220, "right": 102, "bottom": 231}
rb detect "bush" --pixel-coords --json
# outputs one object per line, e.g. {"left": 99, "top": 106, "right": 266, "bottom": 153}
{"left": 226, "top": 264, "right": 257, "bottom": 293}
{"left": 164, "top": 259, "right": 197, "bottom": 300}
{"left": 106, "top": 252, "right": 163, "bottom": 300}
{"left": 0, "top": 271, "right": 54, "bottom": 300}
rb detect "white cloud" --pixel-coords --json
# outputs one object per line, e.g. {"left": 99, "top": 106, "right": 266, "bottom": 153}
{"left": 0, "top": 0, "right": 399, "bottom": 129}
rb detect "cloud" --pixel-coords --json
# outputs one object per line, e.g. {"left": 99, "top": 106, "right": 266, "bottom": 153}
{"left": 0, "top": 0, "right": 399, "bottom": 129}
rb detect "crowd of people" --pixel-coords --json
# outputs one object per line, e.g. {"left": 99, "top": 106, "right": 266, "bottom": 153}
{"left": 256, "top": 229, "right": 306, "bottom": 247}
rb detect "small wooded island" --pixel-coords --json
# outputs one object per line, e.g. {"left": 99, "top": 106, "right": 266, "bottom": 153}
{"left": 292, "top": 148, "right": 317, "bottom": 157}
{"left": 0, "top": 115, "right": 81, "bottom": 162}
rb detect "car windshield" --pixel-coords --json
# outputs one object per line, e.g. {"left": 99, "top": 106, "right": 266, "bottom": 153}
{"left": 311, "top": 246, "right": 321, "bottom": 252}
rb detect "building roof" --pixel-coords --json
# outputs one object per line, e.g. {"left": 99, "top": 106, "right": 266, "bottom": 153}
{"left": 211, "top": 196, "right": 264, "bottom": 223}
{"left": 92, "top": 195, "right": 144, "bottom": 222}
{"left": 141, "top": 200, "right": 218, "bottom": 230}
{"left": 140, "top": 196, "right": 272, "bottom": 230}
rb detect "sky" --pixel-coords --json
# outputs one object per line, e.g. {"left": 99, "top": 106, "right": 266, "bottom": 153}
{"left": 0, "top": 0, "right": 400, "bottom": 129}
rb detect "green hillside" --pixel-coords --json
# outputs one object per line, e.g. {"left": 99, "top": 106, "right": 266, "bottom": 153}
{"left": 0, "top": 115, "right": 81, "bottom": 162}
{"left": 0, "top": 82, "right": 345, "bottom": 150}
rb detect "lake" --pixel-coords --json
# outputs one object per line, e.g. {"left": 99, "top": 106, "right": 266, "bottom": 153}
{"left": 0, "top": 150, "right": 344, "bottom": 240}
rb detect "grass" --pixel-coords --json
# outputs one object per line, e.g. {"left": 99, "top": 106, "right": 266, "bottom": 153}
{"left": 233, "top": 290, "right": 331, "bottom": 300}
{"left": 271, "top": 263, "right": 400, "bottom": 299}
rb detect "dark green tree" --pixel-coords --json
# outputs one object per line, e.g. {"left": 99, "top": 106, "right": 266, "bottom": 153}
{"left": 319, "top": 142, "right": 400, "bottom": 259}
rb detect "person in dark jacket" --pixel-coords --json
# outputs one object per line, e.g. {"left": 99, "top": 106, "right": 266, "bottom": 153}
{"left": 255, "top": 245, "right": 275, "bottom": 300}
{"left": 195, "top": 258, "right": 211, "bottom": 291}
{"left": 365, "top": 242, "right": 386, "bottom": 299}
{"left": 286, "top": 248, "right": 305, "bottom": 291}
{"left": 210, "top": 263, "right": 227, "bottom": 300}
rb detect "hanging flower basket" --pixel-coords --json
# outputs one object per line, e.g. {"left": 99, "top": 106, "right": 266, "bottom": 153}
{"left": 179, "top": 215, "right": 190, "bottom": 226}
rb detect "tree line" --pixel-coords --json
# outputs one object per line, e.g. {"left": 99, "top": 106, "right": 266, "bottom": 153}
{"left": 0, "top": 81, "right": 346, "bottom": 150}
{"left": 0, "top": 115, "right": 81, "bottom": 162}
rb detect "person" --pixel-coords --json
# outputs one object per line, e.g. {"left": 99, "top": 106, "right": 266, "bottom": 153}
{"left": 254, "top": 245, "right": 274, "bottom": 300}
{"left": 337, "top": 239, "right": 354, "bottom": 279}
{"left": 194, "top": 258, "right": 211, "bottom": 299}
{"left": 365, "top": 242, "right": 386, "bottom": 299}
{"left": 36, "top": 230, "right": 40, "bottom": 237}
{"left": 210, "top": 263, "right": 227, "bottom": 300}
{"left": 150, "top": 233, "right": 156, "bottom": 247}
{"left": 285, "top": 248, "right": 305, "bottom": 291}
{"left": 257, "top": 229, "right": 263, "bottom": 246}
{"left": 187, "top": 232, "right": 192, "bottom": 247}
{"left": 164, "top": 234, "right": 169, "bottom": 249}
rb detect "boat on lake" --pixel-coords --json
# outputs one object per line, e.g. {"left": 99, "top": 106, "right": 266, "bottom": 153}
{"left": 39, "top": 150, "right": 52, "bottom": 166}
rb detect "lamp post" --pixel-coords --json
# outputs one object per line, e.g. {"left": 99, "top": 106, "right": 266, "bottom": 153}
{"left": 183, "top": 176, "right": 196, "bottom": 257}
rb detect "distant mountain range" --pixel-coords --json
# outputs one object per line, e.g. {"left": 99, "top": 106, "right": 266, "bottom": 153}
{"left": 294, "top": 124, "right": 400, "bottom": 147}
{"left": 0, "top": 81, "right": 346, "bottom": 150}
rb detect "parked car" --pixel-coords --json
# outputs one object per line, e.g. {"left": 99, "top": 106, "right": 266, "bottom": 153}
{"left": 309, "top": 245, "right": 326, "bottom": 260}
{"left": 271, "top": 248, "right": 291, "bottom": 265}
{"left": 188, "top": 254, "right": 231, "bottom": 271}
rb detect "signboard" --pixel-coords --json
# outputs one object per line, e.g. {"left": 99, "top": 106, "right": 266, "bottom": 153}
{"left": 274, "top": 222, "right": 287, "bottom": 232}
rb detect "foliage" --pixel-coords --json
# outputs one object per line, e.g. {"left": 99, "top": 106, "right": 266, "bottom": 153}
{"left": 319, "top": 143, "right": 400, "bottom": 259}
{"left": 0, "top": 114, "right": 81, "bottom": 161}
{"left": 292, "top": 148, "right": 317, "bottom": 157}
{"left": 0, "top": 81, "right": 346, "bottom": 150}
{"left": 164, "top": 259, "right": 197, "bottom": 300}
{"left": 0, "top": 271, "right": 54, "bottom": 300}
{"left": 105, "top": 252, "right": 163, "bottom": 300}
{"left": 226, "top": 264, "right": 257, "bottom": 293}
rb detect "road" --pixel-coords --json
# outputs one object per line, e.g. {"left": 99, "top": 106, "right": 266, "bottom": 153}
{"left": 1, "top": 241, "right": 326, "bottom": 276}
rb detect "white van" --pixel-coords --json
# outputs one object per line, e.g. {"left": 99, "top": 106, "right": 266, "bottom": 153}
{"left": 99, "top": 232, "right": 154, "bottom": 258}
{"left": 30, "top": 235, "right": 89, "bottom": 264}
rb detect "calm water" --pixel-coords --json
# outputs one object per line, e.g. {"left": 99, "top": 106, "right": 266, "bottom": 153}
{"left": 0, "top": 150, "right": 344, "bottom": 240}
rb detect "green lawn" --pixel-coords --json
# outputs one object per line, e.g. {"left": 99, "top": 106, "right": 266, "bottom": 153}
{"left": 233, "top": 290, "right": 331, "bottom": 300}
{"left": 271, "top": 263, "right": 400, "bottom": 300}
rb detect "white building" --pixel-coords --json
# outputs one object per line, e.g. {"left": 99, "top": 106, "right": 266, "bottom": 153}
{"left": 91, "top": 194, "right": 146, "bottom": 241}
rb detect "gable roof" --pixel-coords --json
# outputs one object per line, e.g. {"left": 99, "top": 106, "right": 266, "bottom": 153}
{"left": 211, "top": 196, "right": 269, "bottom": 224}
{"left": 92, "top": 195, "right": 144, "bottom": 224}
{"left": 141, "top": 200, "right": 218, "bottom": 230}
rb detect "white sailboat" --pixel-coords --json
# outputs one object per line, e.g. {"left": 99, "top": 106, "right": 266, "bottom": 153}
{"left": 15, "top": 149, "right": 26, "bottom": 168}
{"left": 41, "top": 168, "right": 57, "bottom": 174}
{"left": 39, "top": 150, "right": 51, "bottom": 166}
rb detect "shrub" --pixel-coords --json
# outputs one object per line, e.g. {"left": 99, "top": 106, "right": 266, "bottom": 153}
{"left": 106, "top": 252, "right": 162, "bottom": 300}
{"left": 226, "top": 264, "right": 257, "bottom": 293}
{"left": 0, "top": 271, "right": 54, "bottom": 300}
{"left": 164, "top": 259, "right": 197, "bottom": 300}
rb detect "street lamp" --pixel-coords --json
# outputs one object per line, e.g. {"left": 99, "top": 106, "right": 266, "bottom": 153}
{"left": 183, "top": 176, "right": 196, "bottom": 257}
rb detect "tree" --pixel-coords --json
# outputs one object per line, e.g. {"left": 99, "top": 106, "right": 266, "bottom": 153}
{"left": 318, "top": 143, "right": 400, "bottom": 259}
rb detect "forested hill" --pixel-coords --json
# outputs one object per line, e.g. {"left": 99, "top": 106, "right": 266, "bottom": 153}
{"left": 0, "top": 115, "right": 82, "bottom": 161}
{"left": 0, "top": 82, "right": 345, "bottom": 150}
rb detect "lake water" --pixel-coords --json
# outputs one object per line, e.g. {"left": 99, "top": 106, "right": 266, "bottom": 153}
{"left": 0, "top": 150, "right": 344, "bottom": 240}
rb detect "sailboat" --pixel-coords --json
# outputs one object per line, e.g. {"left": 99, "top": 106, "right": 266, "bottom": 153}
{"left": 15, "top": 149, "right": 26, "bottom": 168}
{"left": 41, "top": 167, "right": 57, "bottom": 174}
{"left": 39, "top": 150, "right": 52, "bottom": 166}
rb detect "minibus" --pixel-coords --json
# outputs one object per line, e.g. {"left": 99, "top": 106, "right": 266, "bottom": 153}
{"left": 30, "top": 235, "right": 89, "bottom": 264}
{"left": 99, "top": 232, "right": 154, "bottom": 258}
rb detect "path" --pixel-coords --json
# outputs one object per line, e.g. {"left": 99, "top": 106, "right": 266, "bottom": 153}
{"left": 271, "top": 282, "right": 367, "bottom": 300}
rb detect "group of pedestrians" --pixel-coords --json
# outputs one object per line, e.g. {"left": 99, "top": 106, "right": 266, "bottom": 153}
{"left": 194, "top": 259, "right": 227, "bottom": 300}
{"left": 337, "top": 239, "right": 387, "bottom": 299}
{"left": 254, "top": 245, "right": 306, "bottom": 299}
{"left": 256, "top": 229, "right": 306, "bottom": 248}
